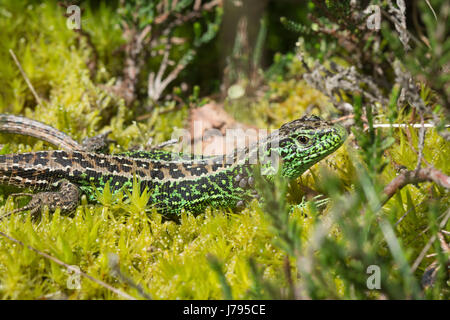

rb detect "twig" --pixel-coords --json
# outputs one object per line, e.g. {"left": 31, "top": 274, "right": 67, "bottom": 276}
{"left": 151, "top": 138, "right": 179, "bottom": 150}
{"left": 147, "top": 40, "right": 174, "bottom": 102}
{"left": 0, "top": 229, "right": 137, "bottom": 300}
{"left": 415, "top": 113, "right": 426, "bottom": 172}
{"left": 118, "top": 0, "right": 221, "bottom": 106}
{"left": 394, "top": 198, "right": 427, "bottom": 228}
{"left": 301, "top": 60, "right": 388, "bottom": 111}
{"left": 160, "top": 0, "right": 221, "bottom": 35}
{"left": 402, "top": 123, "right": 431, "bottom": 167}
{"left": 382, "top": 167, "right": 450, "bottom": 206}
{"left": 386, "top": 0, "right": 411, "bottom": 51}
{"left": 120, "top": 24, "right": 146, "bottom": 105}
{"left": 405, "top": 211, "right": 448, "bottom": 247}
{"left": 411, "top": 209, "right": 450, "bottom": 272}
{"left": 424, "top": 0, "right": 438, "bottom": 21}
{"left": 332, "top": 114, "right": 450, "bottom": 129}
{"left": 331, "top": 114, "right": 355, "bottom": 123}
{"left": 372, "top": 123, "right": 449, "bottom": 128}
{"left": 194, "top": 0, "right": 202, "bottom": 11}
{"left": 108, "top": 253, "right": 151, "bottom": 299}
{"left": 283, "top": 256, "right": 296, "bottom": 299}
{"left": 9, "top": 49, "right": 44, "bottom": 107}
{"left": 420, "top": 232, "right": 449, "bottom": 288}
{"left": 147, "top": 48, "right": 194, "bottom": 104}
{"left": 411, "top": 0, "right": 432, "bottom": 48}
{"left": 380, "top": 8, "right": 421, "bottom": 48}
{"left": 437, "top": 232, "right": 450, "bottom": 253}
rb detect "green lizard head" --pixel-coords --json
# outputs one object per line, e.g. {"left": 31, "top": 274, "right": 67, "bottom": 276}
{"left": 261, "top": 115, "right": 347, "bottom": 179}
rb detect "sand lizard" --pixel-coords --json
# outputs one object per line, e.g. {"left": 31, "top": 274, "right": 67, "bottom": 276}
{"left": 0, "top": 114, "right": 347, "bottom": 218}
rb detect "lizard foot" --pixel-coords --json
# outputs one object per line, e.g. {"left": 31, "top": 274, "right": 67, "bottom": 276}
{"left": 81, "top": 131, "right": 115, "bottom": 153}
{"left": 0, "top": 180, "right": 80, "bottom": 220}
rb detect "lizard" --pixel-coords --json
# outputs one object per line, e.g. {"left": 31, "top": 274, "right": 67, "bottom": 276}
{"left": 0, "top": 114, "right": 347, "bottom": 218}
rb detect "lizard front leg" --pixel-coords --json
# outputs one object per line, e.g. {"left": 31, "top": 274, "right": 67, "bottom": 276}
{"left": 1, "top": 180, "right": 80, "bottom": 220}
{"left": 235, "top": 175, "right": 258, "bottom": 210}
{"left": 81, "top": 131, "right": 114, "bottom": 153}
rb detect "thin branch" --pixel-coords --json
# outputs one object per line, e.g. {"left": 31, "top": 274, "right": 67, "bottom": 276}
{"left": 415, "top": 113, "right": 426, "bottom": 172}
{"left": 405, "top": 211, "right": 448, "bottom": 246}
{"left": 161, "top": 0, "right": 221, "bottom": 36}
{"left": 108, "top": 253, "right": 151, "bottom": 299}
{"left": 386, "top": 0, "right": 411, "bottom": 51}
{"left": 147, "top": 48, "right": 194, "bottom": 104}
{"left": 437, "top": 232, "right": 450, "bottom": 253}
{"left": 424, "top": 0, "right": 438, "bottom": 21}
{"left": 395, "top": 198, "right": 427, "bottom": 228}
{"left": 372, "top": 123, "right": 449, "bottom": 128}
{"left": 380, "top": 8, "right": 421, "bottom": 47}
{"left": 155, "top": 45, "right": 171, "bottom": 88}
{"left": 0, "top": 229, "right": 137, "bottom": 300}
{"left": 151, "top": 138, "right": 178, "bottom": 150}
{"left": 160, "top": 56, "right": 190, "bottom": 92}
{"left": 382, "top": 167, "right": 450, "bottom": 206}
{"left": 194, "top": 0, "right": 202, "bottom": 11}
{"left": 9, "top": 49, "right": 44, "bottom": 108}
{"left": 283, "top": 255, "right": 296, "bottom": 299}
{"left": 411, "top": 209, "right": 450, "bottom": 272}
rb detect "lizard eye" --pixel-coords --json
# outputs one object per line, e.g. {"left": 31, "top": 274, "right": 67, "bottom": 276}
{"left": 298, "top": 136, "right": 310, "bottom": 144}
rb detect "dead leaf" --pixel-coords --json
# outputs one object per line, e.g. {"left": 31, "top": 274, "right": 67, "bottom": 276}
{"left": 187, "top": 102, "right": 259, "bottom": 155}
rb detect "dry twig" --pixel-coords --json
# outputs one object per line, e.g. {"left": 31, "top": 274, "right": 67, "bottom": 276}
{"left": 0, "top": 229, "right": 137, "bottom": 300}
{"left": 411, "top": 210, "right": 450, "bottom": 272}
{"left": 382, "top": 167, "right": 450, "bottom": 206}
{"left": 9, "top": 49, "right": 44, "bottom": 108}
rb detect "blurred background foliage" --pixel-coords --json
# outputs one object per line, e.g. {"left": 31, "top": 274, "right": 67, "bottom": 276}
{"left": 0, "top": 0, "right": 448, "bottom": 299}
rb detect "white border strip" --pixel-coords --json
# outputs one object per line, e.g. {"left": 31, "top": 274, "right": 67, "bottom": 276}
{"left": 372, "top": 124, "right": 450, "bottom": 128}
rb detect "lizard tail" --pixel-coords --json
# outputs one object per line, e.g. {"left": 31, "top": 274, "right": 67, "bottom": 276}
{"left": 0, "top": 114, "right": 81, "bottom": 151}
{"left": 0, "top": 152, "right": 62, "bottom": 190}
